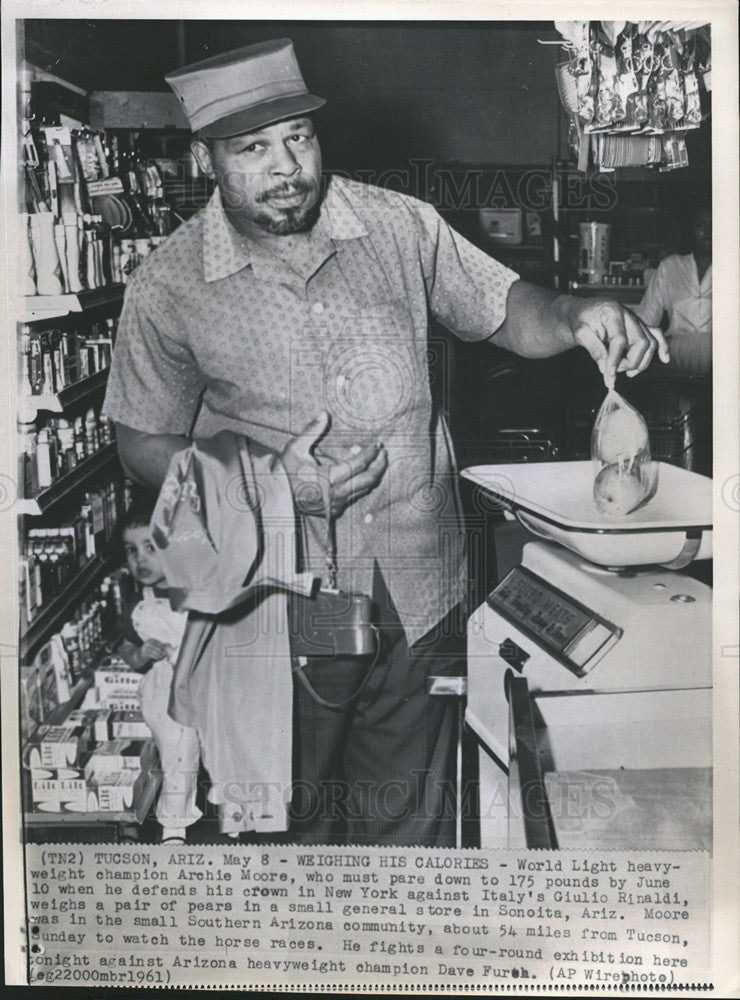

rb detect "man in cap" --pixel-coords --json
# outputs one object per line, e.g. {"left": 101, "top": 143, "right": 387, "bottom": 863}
{"left": 104, "top": 38, "right": 668, "bottom": 847}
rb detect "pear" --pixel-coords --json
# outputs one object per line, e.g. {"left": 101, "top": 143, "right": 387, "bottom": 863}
{"left": 594, "top": 406, "right": 649, "bottom": 466}
{"left": 593, "top": 464, "right": 647, "bottom": 516}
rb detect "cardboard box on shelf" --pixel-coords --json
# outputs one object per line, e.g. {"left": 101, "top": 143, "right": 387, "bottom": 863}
{"left": 33, "top": 636, "right": 73, "bottom": 719}
{"left": 93, "top": 769, "right": 138, "bottom": 812}
{"left": 93, "top": 709, "right": 151, "bottom": 743}
{"left": 94, "top": 664, "right": 142, "bottom": 704}
{"left": 33, "top": 791, "right": 100, "bottom": 814}
{"left": 25, "top": 716, "right": 95, "bottom": 770}
{"left": 31, "top": 769, "right": 89, "bottom": 811}
{"left": 83, "top": 738, "right": 147, "bottom": 781}
{"left": 101, "top": 695, "right": 141, "bottom": 711}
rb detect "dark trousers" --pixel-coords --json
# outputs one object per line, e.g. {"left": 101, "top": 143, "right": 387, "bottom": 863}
{"left": 288, "top": 585, "right": 467, "bottom": 848}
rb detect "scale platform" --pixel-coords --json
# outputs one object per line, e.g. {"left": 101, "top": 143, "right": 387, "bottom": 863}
{"left": 461, "top": 460, "right": 712, "bottom": 567}
{"left": 461, "top": 461, "right": 713, "bottom": 849}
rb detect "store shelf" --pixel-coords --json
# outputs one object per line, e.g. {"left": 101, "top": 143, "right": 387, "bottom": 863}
{"left": 24, "top": 740, "right": 161, "bottom": 827}
{"left": 17, "top": 441, "right": 119, "bottom": 516}
{"left": 568, "top": 283, "right": 645, "bottom": 304}
{"left": 488, "top": 243, "right": 546, "bottom": 252}
{"left": 25, "top": 367, "right": 109, "bottom": 415}
{"left": 22, "top": 285, "right": 124, "bottom": 323}
{"left": 569, "top": 282, "right": 646, "bottom": 292}
{"left": 24, "top": 740, "right": 162, "bottom": 828}
{"left": 20, "top": 553, "right": 117, "bottom": 663}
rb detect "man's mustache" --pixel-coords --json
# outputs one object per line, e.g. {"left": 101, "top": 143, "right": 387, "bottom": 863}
{"left": 257, "top": 179, "right": 313, "bottom": 202}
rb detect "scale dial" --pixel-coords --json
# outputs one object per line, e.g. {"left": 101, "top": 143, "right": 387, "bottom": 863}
{"left": 487, "top": 566, "right": 621, "bottom": 676}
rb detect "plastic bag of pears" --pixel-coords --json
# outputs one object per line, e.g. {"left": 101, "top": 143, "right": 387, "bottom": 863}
{"left": 592, "top": 378, "right": 659, "bottom": 517}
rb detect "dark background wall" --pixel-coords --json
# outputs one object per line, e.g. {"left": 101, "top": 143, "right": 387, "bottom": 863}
{"left": 24, "top": 19, "right": 566, "bottom": 167}
{"left": 185, "top": 22, "right": 565, "bottom": 170}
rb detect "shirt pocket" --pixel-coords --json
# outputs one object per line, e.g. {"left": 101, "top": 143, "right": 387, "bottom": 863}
{"left": 324, "top": 299, "right": 430, "bottom": 437}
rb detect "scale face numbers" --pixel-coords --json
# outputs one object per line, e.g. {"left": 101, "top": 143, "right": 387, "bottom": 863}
{"left": 487, "top": 567, "right": 621, "bottom": 675}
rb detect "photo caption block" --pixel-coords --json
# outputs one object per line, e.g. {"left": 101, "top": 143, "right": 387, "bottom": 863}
{"left": 25, "top": 845, "right": 710, "bottom": 990}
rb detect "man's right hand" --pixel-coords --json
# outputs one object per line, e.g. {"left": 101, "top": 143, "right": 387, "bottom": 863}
{"left": 280, "top": 411, "right": 388, "bottom": 518}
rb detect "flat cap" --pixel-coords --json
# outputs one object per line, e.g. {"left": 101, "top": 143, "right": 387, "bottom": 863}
{"left": 165, "top": 38, "right": 326, "bottom": 139}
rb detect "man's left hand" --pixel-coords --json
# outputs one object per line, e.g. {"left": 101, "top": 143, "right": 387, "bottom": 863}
{"left": 565, "top": 297, "right": 670, "bottom": 379}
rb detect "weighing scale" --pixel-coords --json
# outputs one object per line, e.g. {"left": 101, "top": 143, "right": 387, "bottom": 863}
{"left": 461, "top": 461, "right": 713, "bottom": 850}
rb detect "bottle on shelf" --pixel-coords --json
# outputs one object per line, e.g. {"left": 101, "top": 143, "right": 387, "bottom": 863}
{"left": 73, "top": 415, "right": 86, "bottom": 464}
{"left": 35, "top": 427, "right": 54, "bottom": 489}
{"left": 40, "top": 332, "right": 55, "bottom": 395}
{"left": 20, "top": 326, "right": 33, "bottom": 394}
{"left": 18, "top": 402, "right": 39, "bottom": 497}
{"left": 62, "top": 212, "right": 84, "bottom": 294}
{"left": 56, "top": 418, "right": 76, "bottom": 474}
{"left": 84, "top": 407, "right": 99, "bottom": 455}
{"left": 120, "top": 148, "right": 156, "bottom": 240}
{"left": 27, "top": 327, "right": 44, "bottom": 395}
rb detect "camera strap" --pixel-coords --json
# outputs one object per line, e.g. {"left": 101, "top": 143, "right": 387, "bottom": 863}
{"left": 323, "top": 484, "right": 338, "bottom": 591}
{"left": 294, "top": 473, "right": 336, "bottom": 588}
{"left": 290, "top": 475, "right": 381, "bottom": 710}
{"left": 292, "top": 627, "right": 381, "bottom": 710}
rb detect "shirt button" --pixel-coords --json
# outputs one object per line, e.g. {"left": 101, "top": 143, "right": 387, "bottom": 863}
{"left": 363, "top": 513, "right": 374, "bottom": 524}
{"left": 311, "top": 301, "right": 325, "bottom": 315}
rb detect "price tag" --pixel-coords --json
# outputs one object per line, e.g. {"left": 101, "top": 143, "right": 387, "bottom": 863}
{"left": 87, "top": 178, "right": 124, "bottom": 197}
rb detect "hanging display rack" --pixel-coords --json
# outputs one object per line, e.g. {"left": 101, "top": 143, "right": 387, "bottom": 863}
{"left": 545, "top": 20, "right": 711, "bottom": 173}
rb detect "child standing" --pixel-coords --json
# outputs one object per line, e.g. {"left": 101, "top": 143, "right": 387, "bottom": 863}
{"left": 117, "top": 502, "right": 201, "bottom": 844}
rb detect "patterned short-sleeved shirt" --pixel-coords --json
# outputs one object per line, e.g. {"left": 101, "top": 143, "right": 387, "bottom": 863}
{"left": 104, "top": 176, "right": 519, "bottom": 644}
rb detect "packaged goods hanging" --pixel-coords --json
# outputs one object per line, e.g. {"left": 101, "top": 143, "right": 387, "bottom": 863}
{"left": 550, "top": 20, "right": 711, "bottom": 172}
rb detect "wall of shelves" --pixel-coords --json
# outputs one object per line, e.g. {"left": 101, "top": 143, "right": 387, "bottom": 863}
{"left": 15, "top": 42, "right": 186, "bottom": 840}
{"left": 19, "top": 552, "right": 115, "bottom": 663}
{"left": 18, "top": 440, "right": 119, "bottom": 516}
{"left": 17, "top": 267, "right": 136, "bottom": 830}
